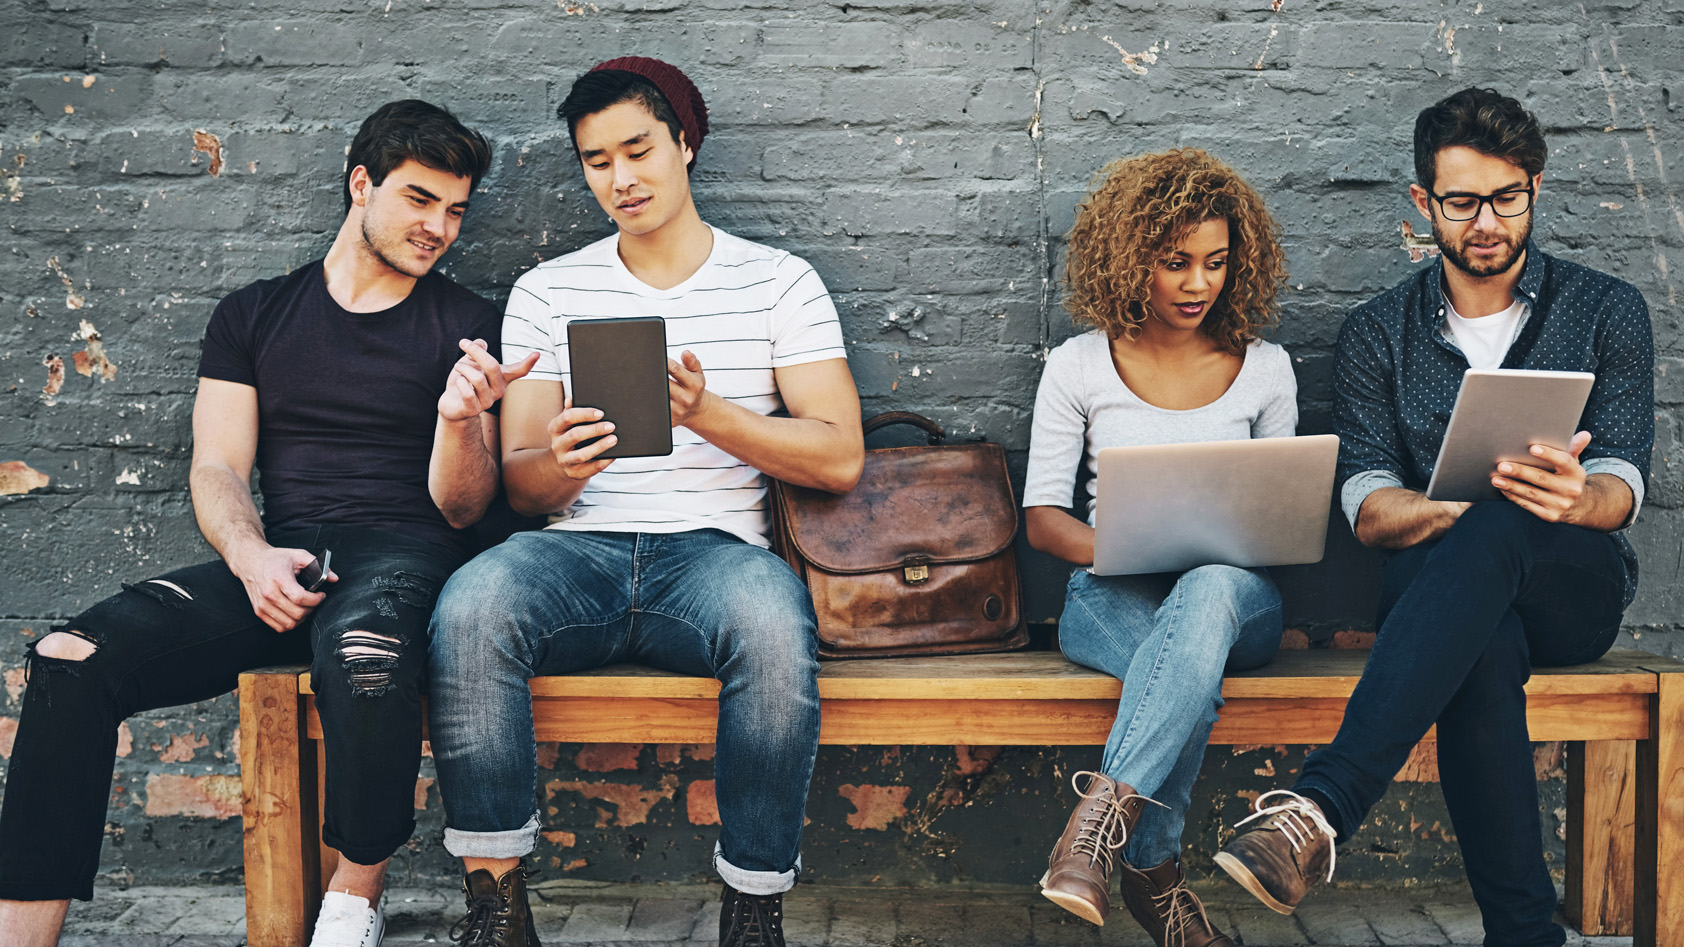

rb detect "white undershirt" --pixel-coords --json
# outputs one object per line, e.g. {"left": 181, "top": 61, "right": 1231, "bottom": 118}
{"left": 1446, "top": 296, "right": 1528, "bottom": 370}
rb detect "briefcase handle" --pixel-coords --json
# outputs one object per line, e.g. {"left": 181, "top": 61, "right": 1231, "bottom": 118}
{"left": 862, "top": 411, "right": 946, "bottom": 445}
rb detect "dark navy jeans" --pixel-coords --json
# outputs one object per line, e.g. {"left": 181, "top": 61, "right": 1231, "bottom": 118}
{"left": 1295, "top": 501, "right": 1626, "bottom": 947}
{"left": 427, "top": 528, "right": 821, "bottom": 896}
{"left": 0, "top": 526, "right": 462, "bottom": 901}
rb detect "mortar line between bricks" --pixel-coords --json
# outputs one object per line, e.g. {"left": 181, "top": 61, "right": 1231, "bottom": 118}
{"left": 1030, "top": 0, "right": 1052, "bottom": 349}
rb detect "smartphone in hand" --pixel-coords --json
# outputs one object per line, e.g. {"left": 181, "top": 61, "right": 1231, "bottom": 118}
{"left": 297, "top": 549, "right": 333, "bottom": 593}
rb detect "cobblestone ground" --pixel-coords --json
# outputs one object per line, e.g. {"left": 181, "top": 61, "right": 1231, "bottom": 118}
{"left": 60, "top": 882, "right": 1633, "bottom": 947}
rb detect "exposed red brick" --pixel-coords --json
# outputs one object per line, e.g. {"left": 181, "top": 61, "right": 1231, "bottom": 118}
{"left": 0, "top": 716, "right": 17, "bottom": 758}
{"left": 4, "top": 667, "right": 24, "bottom": 704}
{"left": 563, "top": 858, "right": 588, "bottom": 871}
{"left": 116, "top": 721, "right": 132, "bottom": 758}
{"left": 1331, "top": 630, "right": 1376, "bottom": 649}
{"left": 687, "top": 743, "right": 715, "bottom": 761}
{"left": 535, "top": 742, "right": 560, "bottom": 769}
{"left": 686, "top": 779, "right": 720, "bottom": 826}
{"left": 414, "top": 776, "right": 434, "bottom": 810}
{"left": 192, "top": 129, "right": 224, "bottom": 177}
{"left": 0, "top": 461, "right": 49, "bottom": 496}
{"left": 41, "top": 354, "right": 64, "bottom": 400}
{"left": 837, "top": 784, "right": 912, "bottom": 831}
{"left": 574, "top": 743, "right": 641, "bottom": 772}
{"left": 1393, "top": 742, "right": 1439, "bottom": 782}
{"left": 545, "top": 776, "right": 677, "bottom": 827}
{"left": 158, "top": 732, "right": 209, "bottom": 763}
{"left": 1534, "top": 741, "right": 1566, "bottom": 781}
{"left": 954, "top": 745, "right": 1002, "bottom": 776}
{"left": 143, "top": 773, "right": 241, "bottom": 819}
{"left": 541, "top": 830, "right": 576, "bottom": 847}
{"left": 656, "top": 744, "right": 682, "bottom": 765}
{"left": 1280, "top": 628, "right": 1310, "bottom": 650}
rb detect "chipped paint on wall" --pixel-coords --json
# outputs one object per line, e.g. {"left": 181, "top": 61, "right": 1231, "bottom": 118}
{"left": 1401, "top": 220, "right": 1440, "bottom": 262}
{"left": 837, "top": 783, "right": 913, "bottom": 830}
{"left": 1100, "top": 37, "right": 1160, "bottom": 76}
{"left": 545, "top": 776, "right": 679, "bottom": 827}
{"left": 73, "top": 320, "right": 117, "bottom": 381}
{"left": 142, "top": 773, "right": 242, "bottom": 819}
{"left": 46, "top": 256, "right": 86, "bottom": 310}
{"left": 0, "top": 462, "right": 50, "bottom": 496}
{"left": 191, "top": 129, "right": 224, "bottom": 177}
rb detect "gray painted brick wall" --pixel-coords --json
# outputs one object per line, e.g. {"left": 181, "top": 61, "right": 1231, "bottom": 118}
{"left": 2, "top": 0, "right": 1681, "bottom": 892}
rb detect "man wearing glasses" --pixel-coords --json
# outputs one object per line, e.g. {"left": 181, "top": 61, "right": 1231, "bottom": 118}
{"left": 1213, "top": 87, "right": 1653, "bottom": 947}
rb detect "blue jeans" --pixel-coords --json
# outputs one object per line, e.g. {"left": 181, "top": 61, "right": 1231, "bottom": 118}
{"left": 427, "top": 528, "right": 821, "bottom": 896}
{"left": 1058, "top": 564, "right": 1283, "bottom": 868}
{"left": 1295, "top": 501, "right": 1626, "bottom": 947}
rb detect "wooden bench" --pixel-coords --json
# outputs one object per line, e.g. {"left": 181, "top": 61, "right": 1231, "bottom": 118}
{"left": 237, "top": 647, "right": 1684, "bottom": 947}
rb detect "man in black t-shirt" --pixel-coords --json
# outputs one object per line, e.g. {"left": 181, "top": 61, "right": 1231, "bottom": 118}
{"left": 0, "top": 100, "right": 535, "bottom": 947}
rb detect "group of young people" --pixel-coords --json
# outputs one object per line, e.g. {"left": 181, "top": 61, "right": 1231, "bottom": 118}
{"left": 0, "top": 55, "right": 1653, "bottom": 947}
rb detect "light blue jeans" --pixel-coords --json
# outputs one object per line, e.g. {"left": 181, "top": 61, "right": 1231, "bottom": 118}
{"left": 1058, "top": 564, "right": 1282, "bottom": 868}
{"left": 427, "top": 528, "right": 821, "bottom": 895}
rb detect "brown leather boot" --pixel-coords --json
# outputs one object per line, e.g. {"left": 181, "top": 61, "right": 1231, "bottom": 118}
{"left": 1037, "top": 771, "right": 1158, "bottom": 925}
{"left": 1117, "top": 858, "right": 1236, "bottom": 947}
{"left": 1213, "top": 789, "right": 1336, "bottom": 915}
{"left": 449, "top": 862, "right": 542, "bottom": 946}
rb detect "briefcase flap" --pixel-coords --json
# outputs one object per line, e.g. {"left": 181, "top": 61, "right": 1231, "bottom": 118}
{"left": 775, "top": 444, "right": 1017, "bottom": 574}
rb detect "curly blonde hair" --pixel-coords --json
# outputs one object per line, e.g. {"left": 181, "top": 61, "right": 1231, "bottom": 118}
{"left": 1063, "top": 148, "right": 1287, "bottom": 355}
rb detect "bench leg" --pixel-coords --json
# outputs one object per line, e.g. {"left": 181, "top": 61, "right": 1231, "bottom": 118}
{"left": 1636, "top": 668, "right": 1684, "bottom": 947}
{"left": 1564, "top": 740, "right": 1635, "bottom": 935}
{"left": 240, "top": 669, "right": 322, "bottom": 947}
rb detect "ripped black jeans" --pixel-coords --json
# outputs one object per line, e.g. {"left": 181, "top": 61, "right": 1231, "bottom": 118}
{"left": 0, "top": 526, "right": 462, "bottom": 901}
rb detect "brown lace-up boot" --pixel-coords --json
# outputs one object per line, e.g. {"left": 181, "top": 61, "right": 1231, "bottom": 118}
{"left": 450, "top": 862, "right": 541, "bottom": 946}
{"left": 1213, "top": 789, "right": 1336, "bottom": 915}
{"left": 1038, "top": 771, "right": 1159, "bottom": 925}
{"left": 1117, "top": 858, "right": 1236, "bottom": 947}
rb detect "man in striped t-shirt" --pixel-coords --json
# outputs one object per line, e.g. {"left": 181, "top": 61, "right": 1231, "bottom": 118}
{"left": 428, "top": 59, "right": 864, "bottom": 947}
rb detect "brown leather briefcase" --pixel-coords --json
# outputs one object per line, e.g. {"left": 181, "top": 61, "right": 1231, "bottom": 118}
{"left": 770, "top": 411, "right": 1029, "bottom": 659}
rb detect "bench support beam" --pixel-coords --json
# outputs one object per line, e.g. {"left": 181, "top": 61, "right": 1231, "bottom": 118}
{"left": 239, "top": 668, "right": 321, "bottom": 947}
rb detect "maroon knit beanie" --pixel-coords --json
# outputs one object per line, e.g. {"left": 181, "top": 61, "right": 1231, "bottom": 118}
{"left": 588, "top": 56, "right": 709, "bottom": 170}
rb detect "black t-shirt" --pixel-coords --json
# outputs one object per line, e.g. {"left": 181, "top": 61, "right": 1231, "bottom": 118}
{"left": 197, "top": 261, "right": 502, "bottom": 551}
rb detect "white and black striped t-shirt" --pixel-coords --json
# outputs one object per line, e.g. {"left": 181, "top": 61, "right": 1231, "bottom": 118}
{"left": 503, "top": 225, "right": 848, "bottom": 547}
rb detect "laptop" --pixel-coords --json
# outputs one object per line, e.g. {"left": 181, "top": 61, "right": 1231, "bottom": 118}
{"left": 1091, "top": 435, "right": 1340, "bottom": 576}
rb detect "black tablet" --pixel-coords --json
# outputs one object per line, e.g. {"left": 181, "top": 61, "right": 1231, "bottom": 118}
{"left": 566, "top": 316, "right": 674, "bottom": 459}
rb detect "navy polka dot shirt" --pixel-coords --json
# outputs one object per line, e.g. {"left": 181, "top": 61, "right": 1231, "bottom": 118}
{"left": 1334, "top": 238, "right": 1654, "bottom": 606}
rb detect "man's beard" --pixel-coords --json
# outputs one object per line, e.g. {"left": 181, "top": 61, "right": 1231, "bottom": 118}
{"left": 1433, "top": 212, "right": 1531, "bottom": 279}
{"left": 360, "top": 214, "right": 434, "bottom": 279}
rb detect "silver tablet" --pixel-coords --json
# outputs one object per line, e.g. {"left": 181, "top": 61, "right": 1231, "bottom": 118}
{"left": 1092, "top": 435, "right": 1340, "bottom": 576}
{"left": 1424, "top": 369, "right": 1595, "bottom": 502}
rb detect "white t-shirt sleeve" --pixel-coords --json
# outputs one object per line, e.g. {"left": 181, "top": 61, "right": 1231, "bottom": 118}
{"left": 1023, "top": 342, "right": 1089, "bottom": 510}
{"left": 1251, "top": 343, "right": 1300, "bottom": 439}
{"left": 769, "top": 255, "right": 847, "bottom": 367}
{"left": 503, "top": 270, "right": 563, "bottom": 381}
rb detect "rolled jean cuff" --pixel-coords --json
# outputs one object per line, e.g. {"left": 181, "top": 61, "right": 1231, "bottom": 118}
{"left": 443, "top": 813, "right": 541, "bottom": 859}
{"left": 713, "top": 842, "right": 799, "bottom": 895}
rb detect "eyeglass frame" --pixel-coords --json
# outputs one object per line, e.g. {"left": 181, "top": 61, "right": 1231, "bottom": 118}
{"left": 1425, "top": 185, "right": 1535, "bottom": 222}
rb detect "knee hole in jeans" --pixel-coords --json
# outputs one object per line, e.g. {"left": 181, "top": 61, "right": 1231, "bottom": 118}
{"left": 334, "top": 630, "right": 404, "bottom": 697}
{"left": 35, "top": 629, "right": 99, "bottom": 661}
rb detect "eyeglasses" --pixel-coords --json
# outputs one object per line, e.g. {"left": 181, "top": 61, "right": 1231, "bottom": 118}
{"left": 1428, "top": 186, "right": 1534, "bottom": 222}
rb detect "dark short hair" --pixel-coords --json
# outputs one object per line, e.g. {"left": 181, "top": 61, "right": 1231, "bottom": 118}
{"left": 1413, "top": 87, "right": 1546, "bottom": 190}
{"left": 557, "top": 70, "right": 685, "bottom": 161}
{"left": 342, "top": 99, "right": 493, "bottom": 212}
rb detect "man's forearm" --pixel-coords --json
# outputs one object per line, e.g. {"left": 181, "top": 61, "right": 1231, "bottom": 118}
{"left": 189, "top": 463, "right": 270, "bottom": 570}
{"left": 429, "top": 415, "right": 498, "bottom": 529}
{"left": 685, "top": 394, "right": 862, "bottom": 494}
{"left": 504, "top": 448, "right": 589, "bottom": 517}
{"left": 1353, "top": 486, "right": 1470, "bottom": 549}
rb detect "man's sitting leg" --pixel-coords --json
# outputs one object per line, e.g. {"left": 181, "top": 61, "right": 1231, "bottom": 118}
{"left": 302, "top": 529, "right": 465, "bottom": 947}
{"left": 1218, "top": 501, "right": 1623, "bottom": 943}
{"left": 0, "top": 563, "right": 307, "bottom": 947}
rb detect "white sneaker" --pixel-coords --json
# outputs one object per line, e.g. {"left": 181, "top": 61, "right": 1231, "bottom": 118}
{"left": 309, "top": 890, "right": 385, "bottom": 947}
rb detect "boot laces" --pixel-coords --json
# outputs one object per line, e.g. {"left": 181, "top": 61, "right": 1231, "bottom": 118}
{"left": 1151, "top": 877, "right": 1218, "bottom": 947}
{"left": 724, "top": 891, "right": 784, "bottom": 947}
{"left": 448, "top": 892, "right": 506, "bottom": 947}
{"left": 1068, "top": 771, "right": 1167, "bottom": 874}
{"left": 1235, "top": 789, "right": 1337, "bottom": 881}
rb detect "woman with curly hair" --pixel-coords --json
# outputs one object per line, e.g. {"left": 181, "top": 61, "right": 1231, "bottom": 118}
{"left": 1023, "top": 148, "right": 1297, "bottom": 947}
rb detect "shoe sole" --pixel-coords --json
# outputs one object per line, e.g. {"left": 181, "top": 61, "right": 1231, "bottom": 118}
{"left": 1212, "top": 852, "right": 1296, "bottom": 915}
{"left": 1037, "top": 870, "right": 1107, "bottom": 926}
